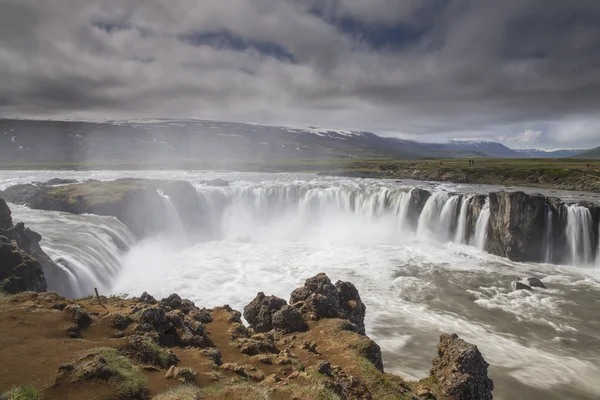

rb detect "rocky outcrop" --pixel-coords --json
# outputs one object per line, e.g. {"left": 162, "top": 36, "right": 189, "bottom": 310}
{"left": 289, "top": 273, "right": 367, "bottom": 334}
{"left": 1, "top": 179, "right": 203, "bottom": 239}
{"left": 0, "top": 198, "right": 12, "bottom": 230}
{"left": 431, "top": 333, "right": 494, "bottom": 400}
{"left": 487, "top": 191, "right": 547, "bottom": 262}
{"left": 0, "top": 198, "right": 74, "bottom": 296}
{"left": 243, "top": 292, "right": 288, "bottom": 333}
{"left": 0, "top": 236, "right": 47, "bottom": 293}
{"left": 408, "top": 188, "right": 432, "bottom": 226}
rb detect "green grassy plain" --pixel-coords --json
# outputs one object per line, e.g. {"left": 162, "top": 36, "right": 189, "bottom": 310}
{"left": 1, "top": 157, "right": 599, "bottom": 191}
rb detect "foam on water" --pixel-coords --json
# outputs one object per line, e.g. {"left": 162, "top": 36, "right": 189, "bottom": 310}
{"left": 2, "top": 170, "right": 600, "bottom": 399}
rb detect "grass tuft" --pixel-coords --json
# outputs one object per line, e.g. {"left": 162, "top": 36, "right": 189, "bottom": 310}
{"left": 153, "top": 384, "right": 202, "bottom": 400}
{"left": 1, "top": 385, "right": 41, "bottom": 400}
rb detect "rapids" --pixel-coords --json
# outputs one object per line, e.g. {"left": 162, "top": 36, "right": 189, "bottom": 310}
{"left": 1, "top": 170, "right": 600, "bottom": 400}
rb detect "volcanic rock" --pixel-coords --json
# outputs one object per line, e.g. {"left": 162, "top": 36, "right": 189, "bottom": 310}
{"left": 431, "top": 333, "right": 494, "bottom": 400}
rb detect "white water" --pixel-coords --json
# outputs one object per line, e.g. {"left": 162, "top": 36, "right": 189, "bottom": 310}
{"left": 417, "top": 192, "right": 449, "bottom": 239}
{"left": 9, "top": 204, "right": 135, "bottom": 297}
{"left": 566, "top": 205, "right": 594, "bottom": 266}
{"left": 544, "top": 206, "right": 554, "bottom": 263}
{"left": 473, "top": 200, "right": 491, "bottom": 250}
{"left": 2, "top": 170, "right": 600, "bottom": 400}
{"left": 157, "top": 190, "right": 185, "bottom": 234}
{"left": 454, "top": 195, "right": 473, "bottom": 244}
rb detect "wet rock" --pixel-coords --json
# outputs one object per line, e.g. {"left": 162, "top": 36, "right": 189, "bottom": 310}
{"left": 272, "top": 305, "right": 308, "bottom": 333}
{"left": 513, "top": 281, "right": 532, "bottom": 291}
{"left": 0, "top": 198, "right": 12, "bottom": 230}
{"left": 160, "top": 293, "right": 182, "bottom": 309}
{"left": 431, "top": 333, "right": 494, "bottom": 400}
{"left": 0, "top": 237, "right": 47, "bottom": 294}
{"left": 408, "top": 189, "right": 432, "bottom": 226}
{"left": 243, "top": 292, "right": 287, "bottom": 333}
{"left": 488, "top": 191, "right": 547, "bottom": 262}
{"left": 527, "top": 278, "right": 547, "bottom": 289}
{"left": 140, "top": 291, "right": 157, "bottom": 304}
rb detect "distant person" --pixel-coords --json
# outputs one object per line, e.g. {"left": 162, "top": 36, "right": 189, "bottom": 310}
{"left": 587, "top": 163, "right": 590, "bottom": 169}
{"left": 440, "top": 161, "right": 443, "bottom": 166}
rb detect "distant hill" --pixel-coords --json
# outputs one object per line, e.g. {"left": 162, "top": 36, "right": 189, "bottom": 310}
{"left": 514, "top": 149, "right": 586, "bottom": 158}
{"left": 0, "top": 119, "right": 486, "bottom": 163}
{"left": 574, "top": 146, "right": 600, "bottom": 159}
{"left": 448, "top": 141, "right": 522, "bottom": 157}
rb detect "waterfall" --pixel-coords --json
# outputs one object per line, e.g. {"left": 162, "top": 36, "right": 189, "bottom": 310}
{"left": 417, "top": 192, "right": 450, "bottom": 239}
{"left": 473, "top": 201, "right": 490, "bottom": 250}
{"left": 566, "top": 205, "right": 594, "bottom": 266}
{"left": 454, "top": 195, "right": 473, "bottom": 244}
{"left": 544, "top": 206, "right": 553, "bottom": 263}
{"left": 9, "top": 205, "right": 135, "bottom": 297}
{"left": 439, "top": 195, "right": 462, "bottom": 241}
{"left": 157, "top": 190, "right": 185, "bottom": 234}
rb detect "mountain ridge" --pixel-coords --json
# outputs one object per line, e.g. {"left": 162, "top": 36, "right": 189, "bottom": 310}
{"left": 0, "top": 118, "right": 590, "bottom": 162}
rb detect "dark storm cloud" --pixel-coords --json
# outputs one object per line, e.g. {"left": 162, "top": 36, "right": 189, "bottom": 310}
{"left": 0, "top": 0, "right": 599, "bottom": 148}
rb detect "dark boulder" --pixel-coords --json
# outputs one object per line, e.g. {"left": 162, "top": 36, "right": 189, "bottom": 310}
{"left": 431, "top": 333, "right": 494, "bottom": 400}
{"left": 289, "top": 273, "right": 367, "bottom": 334}
{"left": 526, "top": 278, "right": 547, "bottom": 289}
{"left": 513, "top": 281, "right": 532, "bottom": 291}
{"left": 0, "top": 198, "right": 12, "bottom": 230}
{"left": 335, "top": 280, "right": 366, "bottom": 335}
{"left": 0, "top": 236, "right": 47, "bottom": 294}
{"left": 408, "top": 189, "right": 432, "bottom": 226}
{"left": 487, "top": 191, "right": 547, "bottom": 262}
{"left": 271, "top": 305, "right": 308, "bottom": 333}
{"left": 140, "top": 291, "right": 157, "bottom": 304}
{"left": 243, "top": 292, "right": 287, "bottom": 333}
{"left": 160, "top": 293, "right": 182, "bottom": 309}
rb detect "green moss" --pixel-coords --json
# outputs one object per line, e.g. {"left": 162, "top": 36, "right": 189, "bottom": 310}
{"left": 1, "top": 385, "right": 41, "bottom": 400}
{"left": 77, "top": 347, "right": 146, "bottom": 398}
{"left": 355, "top": 357, "right": 413, "bottom": 400}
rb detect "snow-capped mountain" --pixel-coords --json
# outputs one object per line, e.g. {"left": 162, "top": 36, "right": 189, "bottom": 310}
{"left": 514, "top": 149, "right": 586, "bottom": 158}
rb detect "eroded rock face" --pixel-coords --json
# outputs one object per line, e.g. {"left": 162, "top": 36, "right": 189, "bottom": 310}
{"left": 408, "top": 189, "right": 432, "bottom": 226}
{"left": 0, "top": 198, "right": 12, "bottom": 230}
{"left": 0, "top": 236, "right": 47, "bottom": 294}
{"left": 290, "top": 273, "right": 367, "bottom": 335}
{"left": 243, "top": 292, "right": 287, "bottom": 333}
{"left": 1, "top": 179, "right": 203, "bottom": 239}
{"left": 487, "top": 191, "right": 547, "bottom": 261}
{"left": 431, "top": 333, "right": 494, "bottom": 400}
{"left": 271, "top": 305, "right": 308, "bottom": 333}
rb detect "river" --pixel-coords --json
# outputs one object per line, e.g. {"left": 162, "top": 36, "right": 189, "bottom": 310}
{"left": 1, "top": 170, "right": 599, "bottom": 400}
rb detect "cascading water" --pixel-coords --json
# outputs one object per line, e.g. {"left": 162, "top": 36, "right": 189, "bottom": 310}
{"left": 9, "top": 205, "right": 135, "bottom": 297}
{"left": 544, "top": 206, "right": 554, "bottom": 263}
{"left": 157, "top": 190, "right": 185, "bottom": 234}
{"left": 438, "top": 195, "right": 462, "bottom": 241}
{"left": 454, "top": 195, "right": 473, "bottom": 244}
{"left": 566, "top": 205, "right": 594, "bottom": 266}
{"left": 417, "top": 192, "right": 450, "bottom": 239}
{"left": 473, "top": 201, "right": 490, "bottom": 250}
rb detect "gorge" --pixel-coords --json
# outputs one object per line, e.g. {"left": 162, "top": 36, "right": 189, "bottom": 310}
{"left": 1, "top": 170, "right": 600, "bottom": 400}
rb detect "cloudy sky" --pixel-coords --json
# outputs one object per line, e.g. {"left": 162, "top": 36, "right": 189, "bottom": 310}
{"left": 1, "top": 0, "right": 599, "bottom": 149}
